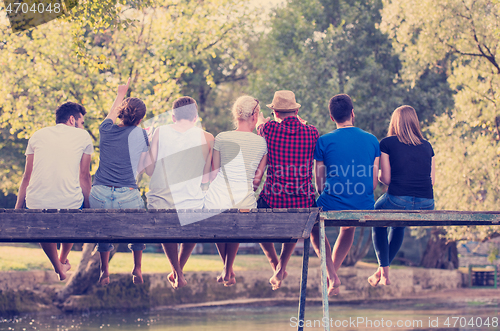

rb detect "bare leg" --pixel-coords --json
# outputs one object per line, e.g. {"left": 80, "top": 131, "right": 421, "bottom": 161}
{"left": 162, "top": 243, "right": 187, "bottom": 289}
{"left": 132, "top": 250, "right": 144, "bottom": 284}
{"left": 179, "top": 243, "right": 196, "bottom": 269}
{"left": 260, "top": 243, "right": 279, "bottom": 271}
{"left": 223, "top": 243, "right": 239, "bottom": 286}
{"left": 40, "top": 243, "right": 71, "bottom": 281}
{"left": 310, "top": 227, "right": 341, "bottom": 295}
{"left": 59, "top": 243, "right": 73, "bottom": 264}
{"left": 332, "top": 227, "right": 356, "bottom": 272}
{"left": 215, "top": 243, "right": 227, "bottom": 283}
{"left": 269, "top": 242, "right": 296, "bottom": 290}
{"left": 379, "top": 266, "right": 391, "bottom": 285}
{"left": 99, "top": 251, "right": 111, "bottom": 286}
{"left": 368, "top": 267, "right": 381, "bottom": 287}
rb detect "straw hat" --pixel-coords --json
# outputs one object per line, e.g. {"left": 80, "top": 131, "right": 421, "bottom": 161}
{"left": 266, "top": 90, "right": 301, "bottom": 112}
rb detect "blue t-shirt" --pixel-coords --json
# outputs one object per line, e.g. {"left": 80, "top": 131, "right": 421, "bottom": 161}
{"left": 314, "top": 127, "right": 380, "bottom": 211}
{"left": 93, "top": 119, "right": 149, "bottom": 189}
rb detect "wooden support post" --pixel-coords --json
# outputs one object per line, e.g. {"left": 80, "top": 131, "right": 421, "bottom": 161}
{"left": 319, "top": 216, "right": 330, "bottom": 331}
{"left": 297, "top": 237, "right": 310, "bottom": 331}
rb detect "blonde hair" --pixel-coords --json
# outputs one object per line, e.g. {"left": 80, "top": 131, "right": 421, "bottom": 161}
{"left": 231, "top": 96, "right": 259, "bottom": 127}
{"left": 387, "top": 105, "right": 424, "bottom": 146}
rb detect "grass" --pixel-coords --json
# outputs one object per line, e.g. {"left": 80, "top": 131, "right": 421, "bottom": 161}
{"left": 0, "top": 244, "right": 318, "bottom": 273}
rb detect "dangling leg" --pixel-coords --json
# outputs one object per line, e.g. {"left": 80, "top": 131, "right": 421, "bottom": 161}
{"left": 162, "top": 243, "right": 187, "bottom": 289}
{"left": 269, "top": 242, "right": 296, "bottom": 290}
{"left": 215, "top": 243, "right": 228, "bottom": 283}
{"left": 223, "top": 243, "right": 239, "bottom": 286}
{"left": 310, "top": 226, "right": 341, "bottom": 295}
{"left": 40, "top": 243, "right": 71, "bottom": 281}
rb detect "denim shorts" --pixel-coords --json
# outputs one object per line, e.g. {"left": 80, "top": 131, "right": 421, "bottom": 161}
{"left": 90, "top": 185, "right": 146, "bottom": 252}
{"left": 374, "top": 193, "right": 434, "bottom": 211}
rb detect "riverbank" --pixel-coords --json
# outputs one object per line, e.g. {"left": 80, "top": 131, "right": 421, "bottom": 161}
{"left": 0, "top": 260, "right": 470, "bottom": 314}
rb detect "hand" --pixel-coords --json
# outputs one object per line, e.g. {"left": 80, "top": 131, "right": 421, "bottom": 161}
{"left": 257, "top": 111, "right": 270, "bottom": 127}
{"left": 117, "top": 77, "right": 131, "bottom": 97}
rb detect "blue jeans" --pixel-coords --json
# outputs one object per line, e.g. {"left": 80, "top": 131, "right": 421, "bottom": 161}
{"left": 372, "top": 193, "right": 434, "bottom": 267}
{"left": 90, "top": 185, "right": 146, "bottom": 252}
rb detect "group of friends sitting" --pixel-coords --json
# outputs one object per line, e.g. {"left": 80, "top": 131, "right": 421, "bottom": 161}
{"left": 15, "top": 78, "right": 435, "bottom": 296}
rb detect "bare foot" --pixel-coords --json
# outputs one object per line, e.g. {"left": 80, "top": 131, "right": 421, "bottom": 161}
{"left": 168, "top": 272, "right": 176, "bottom": 289}
{"left": 175, "top": 272, "right": 187, "bottom": 288}
{"left": 217, "top": 270, "right": 226, "bottom": 284}
{"left": 223, "top": 271, "right": 236, "bottom": 287}
{"left": 380, "top": 266, "right": 391, "bottom": 285}
{"left": 99, "top": 271, "right": 110, "bottom": 286}
{"left": 327, "top": 273, "right": 341, "bottom": 296}
{"left": 57, "top": 261, "right": 71, "bottom": 281}
{"left": 380, "top": 275, "right": 391, "bottom": 286}
{"left": 368, "top": 271, "right": 381, "bottom": 287}
{"left": 132, "top": 268, "right": 143, "bottom": 284}
{"left": 269, "top": 269, "right": 286, "bottom": 290}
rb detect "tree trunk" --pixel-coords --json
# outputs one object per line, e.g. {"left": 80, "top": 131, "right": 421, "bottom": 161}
{"left": 342, "top": 227, "right": 373, "bottom": 266}
{"left": 56, "top": 243, "right": 118, "bottom": 303}
{"left": 420, "top": 227, "right": 458, "bottom": 269}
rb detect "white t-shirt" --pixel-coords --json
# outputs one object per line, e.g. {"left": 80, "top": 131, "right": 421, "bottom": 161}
{"left": 25, "top": 124, "right": 94, "bottom": 209}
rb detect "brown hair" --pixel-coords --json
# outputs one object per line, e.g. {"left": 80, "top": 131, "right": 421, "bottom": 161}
{"left": 387, "top": 105, "right": 424, "bottom": 145}
{"left": 117, "top": 98, "right": 146, "bottom": 126}
{"left": 172, "top": 96, "right": 198, "bottom": 121}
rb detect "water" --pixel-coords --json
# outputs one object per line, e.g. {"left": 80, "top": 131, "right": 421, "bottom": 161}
{"left": 1, "top": 301, "right": 499, "bottom": 330}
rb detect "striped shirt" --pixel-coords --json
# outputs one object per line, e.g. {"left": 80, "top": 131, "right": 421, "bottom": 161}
{"left": 214, "top": 131, "right": 267, "bottom": 183}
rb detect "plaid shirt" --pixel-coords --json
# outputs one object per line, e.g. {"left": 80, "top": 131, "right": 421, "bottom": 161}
{"left": 257, "top": 116, "right": 319, "bottom": 208}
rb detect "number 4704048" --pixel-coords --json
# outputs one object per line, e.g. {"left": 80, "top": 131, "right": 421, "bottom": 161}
{"left": 5, "top": 2, "right": 62, "bottom": 14}
{"left": 443, "top": 317, "right": 498, "bottom": 328}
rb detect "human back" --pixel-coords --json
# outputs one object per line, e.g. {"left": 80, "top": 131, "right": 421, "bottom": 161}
{"left": 26, "top": 122, "right": 93, "bottom": 209}
{"left": 146, "top": 96, "right": 213, "bottom": 210}
{"left": 315, "top": 126, "right": 380, "bottom": 210}
{"left": 257, "top": 90, "right": 318, "bottom": 209}
{"left": 204, "top": 96, "right": 267, "bottom": 209}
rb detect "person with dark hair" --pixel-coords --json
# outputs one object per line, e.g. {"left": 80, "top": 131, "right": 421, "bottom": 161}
{"left": 55, "top": 102, "right": 87, "bottom": 124}
{"left": 15, "top": 102, "right": 93, "bottom": 281}
{"left": 255, "top": 90, "right": 318, "bottom": 291}
{"left": 314, "top": 93, "right": 380, "bottom": 295}
{"left": 144, "top": 96, "right": 214, "bottom": 289}
{"left": 368, "top": 105, "right": 435, "bottom": 287}
{"left": 89, "top": 78, "right": 149, "bottom": 286}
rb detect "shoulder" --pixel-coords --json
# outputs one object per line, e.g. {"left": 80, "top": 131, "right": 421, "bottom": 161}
{"left": 203, "top": 130, "right": 214, "bottom": 143}
{"left": 99, "top": 118, "right": 115, "bottom": 131}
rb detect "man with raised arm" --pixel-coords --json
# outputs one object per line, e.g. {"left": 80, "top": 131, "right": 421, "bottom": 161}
{"left": 15, "top": 102, "right": 93, "bottom": 281}
{"left": 256, "top": 90, "right": 319, "bottom": 290}
{"left": 313, "top": 94, "right": 380, "bottom": 295}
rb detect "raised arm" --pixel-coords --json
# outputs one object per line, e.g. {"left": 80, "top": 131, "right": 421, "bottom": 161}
{"left": 79, "top": 154, "right": 92, "bottom": 208}
{"left": 314, "top": 160, "right": 326, "bottom": 195}
{"left": 253, "top": 154, "right": 267, "bottom": 191}
{"left": 15, "top": 154, "right": 34, "bottom": 209}
{"left": 378, "top": 152, "right": 390, "bottom": 186}
{"left": 105, "top": 77, "right": 130, "bottom": 123}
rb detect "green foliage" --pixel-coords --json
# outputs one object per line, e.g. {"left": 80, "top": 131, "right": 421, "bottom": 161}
{"left": 249, "top": 0, "right": 453, "bottom": 138}
{"left": 381, "top": 0, "right": 500, "bottom": 241}
{"left": 0, "top": 0, "right": 254, "bottom": 194}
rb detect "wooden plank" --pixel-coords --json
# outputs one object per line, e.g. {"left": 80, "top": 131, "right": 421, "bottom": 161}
{"left": 0, "top": 208, "right": 320, "bottom": 243}
{"left": 322, "top": 210, "right": 500, "bottom": 227}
